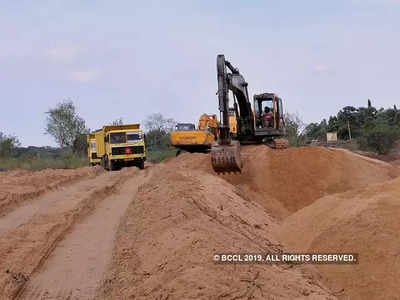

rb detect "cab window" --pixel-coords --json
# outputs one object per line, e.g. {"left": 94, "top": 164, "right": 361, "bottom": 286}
{"left": 127, "top": 132, "right": 142, "bottom": 142}
{"left": 176, "top": 124, "right": 195, "bottom": 131}
{"left": 110, "top": 132, "right": 126, "bottom": 144}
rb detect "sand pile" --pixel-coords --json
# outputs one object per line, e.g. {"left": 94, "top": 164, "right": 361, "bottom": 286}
{"left": 0, "top": 166, "right": 103, "bottom": 215}
{"left": 175, "top": 146, "right": 398, "bottom": 218}
{"left": 275, "top": 177, "right": 400, "bottom": 300}
{"left": 99, "top": 163, "right": 336, "bottom": 300}
{"left": 98, "top": 145, "right": 399, "bottom": 299}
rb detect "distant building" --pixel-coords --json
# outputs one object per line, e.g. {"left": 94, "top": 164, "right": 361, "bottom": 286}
{"left": 326, "top": 132, "right": 338, "bottom": 144}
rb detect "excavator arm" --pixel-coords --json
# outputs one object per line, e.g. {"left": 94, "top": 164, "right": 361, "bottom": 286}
{"left": 217, "top": 55, "right": 255, "bottom": 144}
{"left": 211, "top": 55, "right": 247, "bottom": 173}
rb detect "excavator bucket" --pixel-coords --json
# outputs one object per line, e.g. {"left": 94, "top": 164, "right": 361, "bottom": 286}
{"left": 211, "top": 141, "right": 242, "bottom": 173}
{"left": 270, "top": 138, "right": 290, "bottom": 149}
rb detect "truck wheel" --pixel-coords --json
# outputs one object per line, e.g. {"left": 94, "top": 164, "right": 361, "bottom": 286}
{"left": 109, "top": 159, "right": 116, "bottom": 171}
{"left": 101, "top": 157, "right": 107, "bottom": 170}
{"left": 103, "top": 156, "right": 110, "bottom": 171}
{"left": 138, "top": 160, "right": 144, "bottom": 170}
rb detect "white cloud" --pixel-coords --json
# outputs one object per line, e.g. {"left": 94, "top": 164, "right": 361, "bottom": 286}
{"left": 45, "top": 46, "right": 81, "bottom": 64}
{"left": 313, "top": 64, "right": 331, "bottom": 73}
{"left": 70, "top": 70, "right": 100, "bottom": 83}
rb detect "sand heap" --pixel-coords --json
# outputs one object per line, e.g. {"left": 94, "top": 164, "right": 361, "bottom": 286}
{"left": 176, "top": 146, "right": 398, "bottom": 218}
{"left": 276, "top": 177, "right": 400, "bottom": 300}
{"left": 98, "top": 163, "right": 336, "bottom": 300}
{"left": 99, "top": 145, "right": 399, "bottom": 299}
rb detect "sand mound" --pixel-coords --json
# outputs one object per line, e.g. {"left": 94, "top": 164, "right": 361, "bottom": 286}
{"left": 98, "top": 146, "right": 400, "bottom": 299}
{"left": 171, "top": 146, "right": 398, "bottom": 218}
{"left": 391, "top": 159, "right": 400, "bottom": 166}
{"left": 275, "top": 177, "right": 400, "bottom": 300}
{"left": 99, "top": 164, "right": 336, "bottom": 300}
{"left": 0, "top": 166, "right": 103, "bottom": 215}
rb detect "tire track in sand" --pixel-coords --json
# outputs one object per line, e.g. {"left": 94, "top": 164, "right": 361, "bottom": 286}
{"left": 17, "top": 166, "right": 151, "bottom": 300}
{"left": 0, "top": 169, "right": 109, "bottom": 236}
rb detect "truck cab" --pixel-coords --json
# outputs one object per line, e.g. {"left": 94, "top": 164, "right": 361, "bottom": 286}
{"left": 95, "top": 124, "right": 146, "bottom": 171}
{"left": 87, "top": 133, "right": 101, "bottom": 166}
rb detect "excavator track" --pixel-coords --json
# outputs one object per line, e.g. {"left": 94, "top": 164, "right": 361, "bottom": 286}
{"left": 269, "top": 138, "right": 290, "bottom": 149}
{"left": 211, "top": 141, "right": 242, "bottom": 173}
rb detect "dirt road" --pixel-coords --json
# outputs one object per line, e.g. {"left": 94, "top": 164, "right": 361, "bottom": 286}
{"left": 0, "top": 166, "right": 151, "bottom": 299}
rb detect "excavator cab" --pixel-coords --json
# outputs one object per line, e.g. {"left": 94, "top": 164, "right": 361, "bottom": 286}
{"left": 253, "top": 93, "right": 286, "bottom": 140}
{"left": 255, "top": 98, "right": 274, "bottom": 128}
{"left": 175, "top": 123, "right": 196, "bottom": 131}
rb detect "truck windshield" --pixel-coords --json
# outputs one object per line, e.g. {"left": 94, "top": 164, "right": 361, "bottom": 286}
{"left": 127, "top": 132, "right": 142, "bottom": 142}
{"left": 110, "top": 132, "right": 126, "bottom": 144}
{"left": 90, "top": 141, "right": 96, "bottom": 150}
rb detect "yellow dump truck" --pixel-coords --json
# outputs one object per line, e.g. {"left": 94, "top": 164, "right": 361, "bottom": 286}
{"left": 95, "top": 124, "right": 146, "bottom": 171}
{"left": 87, "top": 133, "right": 101, "bottom": 166}
{"left": 170, "top": 114, "right": 218, "bottom": 153}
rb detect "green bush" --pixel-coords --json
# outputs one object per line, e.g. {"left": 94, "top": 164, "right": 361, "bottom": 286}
{"left": 0, "top": 154, "right": 88, "bottom": 171}
{"left": 359, "top": 123, "right": 400, "bottom": 154}
{"left": 147, "top": 148, "right": 178, "bottom": 163}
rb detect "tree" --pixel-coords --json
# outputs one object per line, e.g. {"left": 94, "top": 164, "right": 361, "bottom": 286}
{"left": 310, "top": 100, "right": 400, "bottom": 154}
{"left": 360, "top": 122, "right": 400, "bottom": 154}
{"left": 304, "top": 119, "right": 327, "bottom": 142}
{"left": 45, "top": 100, "right": 88, "bottom": 147}
{"left": 72, "top": 133, "right": 88, "bottom": 155}
{"left": 327, "top": 116, "right": 339, "bottom": 132}
{"left": 284, "top": 112, "right": 306, "bottom": 147}
{"left": 337, "top": 106, "right": 360, "bottom": 139}
{"left": 143, "top": 113, "right": 176, "bottom": 151}
{"left": 0, "top": 132, "right": 20, "bottom": 157}
{"left": 143, "top": 113, "right": 176, "bottom": 133}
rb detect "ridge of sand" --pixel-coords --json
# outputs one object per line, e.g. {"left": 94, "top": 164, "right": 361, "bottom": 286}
{"left": 276, "top": 176, "right": 400, "bottom": 300}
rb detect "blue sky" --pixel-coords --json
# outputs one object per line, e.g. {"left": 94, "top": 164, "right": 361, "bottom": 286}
{"left": 1, "top": 0, "right": 399, "bottom": 146}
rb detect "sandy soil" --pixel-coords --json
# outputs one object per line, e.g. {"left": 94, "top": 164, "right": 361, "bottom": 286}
{"left": 275, "top": 176, "right": 400, "bottom": 300}
{"left": 0, "top": 167, "right": 103, "bottom": 216}
{"left": 18, "top": 167, "right": 152, "bottom": 299}
{"left": 174, "top": 146, "right": 398, "bottom": 217}
{"left": 97, "top": 163, "right": 336, "bottom": 300}
{"left": 0, "top": 166, "right": 148, "bottom": 299}
{"left": 0, "top": 146, "right": 399, "bottom": 300}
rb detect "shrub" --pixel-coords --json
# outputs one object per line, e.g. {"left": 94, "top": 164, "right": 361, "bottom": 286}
{"left": 359, "top": 123, "right": 400, "bottom": 154}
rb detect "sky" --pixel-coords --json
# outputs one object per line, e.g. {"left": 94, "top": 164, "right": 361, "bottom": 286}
{"left": 1, "top": 0, "right": 399, "bottom": 146}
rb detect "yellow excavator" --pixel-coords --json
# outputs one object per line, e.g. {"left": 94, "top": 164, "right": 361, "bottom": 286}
{"left": 170, "top": 114, "right": 219, "bottom": 153}
{"left": 211, "top": 54, "right": 289, "bottom": 173}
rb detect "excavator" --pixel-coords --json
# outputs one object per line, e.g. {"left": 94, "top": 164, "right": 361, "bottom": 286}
{"left": 211, "top": 54, "right": 289, "bottom": 173}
